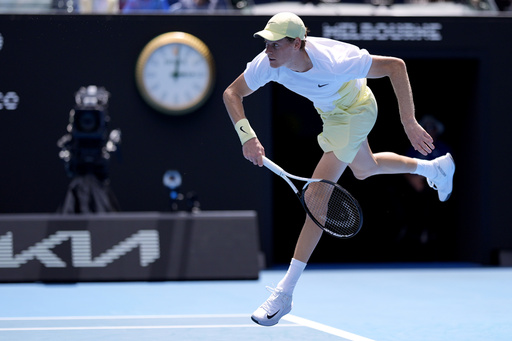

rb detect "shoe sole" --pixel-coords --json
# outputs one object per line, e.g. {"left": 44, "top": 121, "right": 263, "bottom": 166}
{"left": 251, "top": 316, "right": 264, "bottom": 325}
{"left": 251, "top": 315, "right": 279, "bottom": 327}
{"left": 251, "top": 305, "right": 292, "bottom": 327}
{"left": 439, "top": 153, "right": 455, "bottom": 202}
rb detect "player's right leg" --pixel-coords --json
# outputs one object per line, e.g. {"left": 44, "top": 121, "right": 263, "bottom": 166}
{"left": 425, "top": 153, "right": 455, "bottom": 202}
{"left": 349, "top": 139, "right": 455, "bottom": 201}
{"left": 348, "top": 139, "right": 417, "bottom": 179}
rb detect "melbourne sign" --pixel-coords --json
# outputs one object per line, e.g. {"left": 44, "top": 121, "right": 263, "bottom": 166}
{"left": 323, "top": 22, "right": 443, "bottom": 41}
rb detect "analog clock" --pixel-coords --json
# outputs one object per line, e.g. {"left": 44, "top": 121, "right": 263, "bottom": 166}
{"left": 135, "top": 32, "right": 215, "bottom": 115}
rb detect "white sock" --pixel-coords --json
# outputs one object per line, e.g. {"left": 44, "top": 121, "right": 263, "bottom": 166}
{"left": 276, "top": 258, "right": 307, "bottom": 295}
{"left": 413, "top": 159, "right": 438, "bottom": 179}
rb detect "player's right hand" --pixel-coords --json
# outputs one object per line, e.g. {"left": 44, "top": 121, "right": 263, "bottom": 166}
{"left": 242, "top": 138, "right": 265, "bottom": 167}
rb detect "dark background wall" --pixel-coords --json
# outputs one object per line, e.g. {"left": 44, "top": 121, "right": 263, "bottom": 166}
{"left": 0, "top": 14, "right": 510, "bottom": 266}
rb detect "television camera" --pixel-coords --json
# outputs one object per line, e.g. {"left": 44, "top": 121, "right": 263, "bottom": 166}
{"left": 58, "top": 85, "right": 120, "bottom": 182}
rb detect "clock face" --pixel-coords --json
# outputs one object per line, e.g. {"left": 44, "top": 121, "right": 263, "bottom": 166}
{"left": 135, "top": 32, "right": 215, "bottom": 115}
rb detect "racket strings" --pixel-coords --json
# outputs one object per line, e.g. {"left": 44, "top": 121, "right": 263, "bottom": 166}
{"left": 303, "top": 181, "right": 361, "bottom": 238}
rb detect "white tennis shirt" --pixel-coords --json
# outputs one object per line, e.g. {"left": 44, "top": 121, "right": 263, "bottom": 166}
{"left": 244, "top": 37, "right": 373, "bottom": 113}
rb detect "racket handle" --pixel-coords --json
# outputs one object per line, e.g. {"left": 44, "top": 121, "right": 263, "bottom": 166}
{"left": 262, "top": 156, "right": 302, "bottom": 195}
{"left": 262, "top": 156, "right": 285, "bottom": 176}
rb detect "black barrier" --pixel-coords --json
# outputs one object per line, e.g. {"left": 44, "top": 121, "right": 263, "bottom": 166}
{"left": 0, "top": 211, "right": 261, "bottom": 282}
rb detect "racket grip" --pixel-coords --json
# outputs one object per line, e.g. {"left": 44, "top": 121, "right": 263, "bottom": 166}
{"left": 262, "top": 156, "right": 285, "bottom": 176}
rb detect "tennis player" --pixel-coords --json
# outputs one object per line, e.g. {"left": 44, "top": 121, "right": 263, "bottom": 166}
{"left": 223, "top": 12, "right": 455, "bottom": 326}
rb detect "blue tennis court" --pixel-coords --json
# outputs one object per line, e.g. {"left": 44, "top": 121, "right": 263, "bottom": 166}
{"left": 1, "top": 264, "right": 511, "bottom": 341}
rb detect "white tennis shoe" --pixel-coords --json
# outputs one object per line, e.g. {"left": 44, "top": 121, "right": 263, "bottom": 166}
{"left": 251, "top": 287, "right": 292, "bottom": 326}
{"left": 427, "top": 153, "right": 455, "bottom": 202}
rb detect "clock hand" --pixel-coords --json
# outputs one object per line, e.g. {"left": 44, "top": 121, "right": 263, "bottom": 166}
{"left": 175, "top": 70, "right": 202, "bottom": 78}
{"left": 172, "top": 46, "right": 181, "bottom": 79}
{"left": 175, "top": 72, "right": 194, "bottom": 77}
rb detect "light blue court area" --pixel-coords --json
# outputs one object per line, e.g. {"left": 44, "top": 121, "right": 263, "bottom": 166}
{"left": 1, "top": 264, "right": 511, "bottom": 341}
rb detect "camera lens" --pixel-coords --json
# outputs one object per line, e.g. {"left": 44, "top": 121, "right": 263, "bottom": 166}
{"left": 76, "top": 110, "right": 100, "bottom": 133}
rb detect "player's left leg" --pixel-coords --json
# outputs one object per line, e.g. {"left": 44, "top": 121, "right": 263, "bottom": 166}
{"left": 251, "top": 152, "right": 348, "bottom": 327}
{"left": 293, "top": 151, "right": 348, "bottom": 261}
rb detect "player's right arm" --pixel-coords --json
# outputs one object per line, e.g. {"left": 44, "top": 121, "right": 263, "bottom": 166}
{"left": 223, "top": 73, "right": 265, "bottom": 166}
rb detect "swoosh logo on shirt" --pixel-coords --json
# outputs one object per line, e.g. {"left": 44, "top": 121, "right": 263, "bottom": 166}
{"left": 318, "top": 83, "right": 328, "bottom": 88}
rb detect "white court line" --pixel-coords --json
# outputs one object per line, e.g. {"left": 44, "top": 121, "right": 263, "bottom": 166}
{"left": 0, "top": 324, "right": 300, "bottom": 331}
{"left": 284, "top": 314, "right": 376, "bottom": 341}
{"left": 0, "top": 314, "right": 249, "bottom": 321}
{"left": 0, "top": 314, "right": 375, "bottom": 340}
{"left": 0, "top": 314, "right": 294, "bottom": 332}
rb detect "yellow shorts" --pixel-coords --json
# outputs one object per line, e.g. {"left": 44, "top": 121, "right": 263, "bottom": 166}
{"left": 317, "top": 85, "right": 378, "bottom": 163}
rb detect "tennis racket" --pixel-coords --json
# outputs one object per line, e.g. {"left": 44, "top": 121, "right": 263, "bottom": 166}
{"left": 263, "top": 156, "right": 363, "bottom": 239}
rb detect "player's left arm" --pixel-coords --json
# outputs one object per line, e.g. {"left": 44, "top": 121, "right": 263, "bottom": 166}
{"left": 367, "top": 55, "right": 434, "bottom": 156}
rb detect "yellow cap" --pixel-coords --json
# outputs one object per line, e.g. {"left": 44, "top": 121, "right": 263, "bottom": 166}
{"left": 253, "top": 12, "right": 306, "bottom": 41}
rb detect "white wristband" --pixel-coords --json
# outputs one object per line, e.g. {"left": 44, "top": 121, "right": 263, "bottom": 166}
{"left": 234, "top": 118, "right": 257, "bottom": 145}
